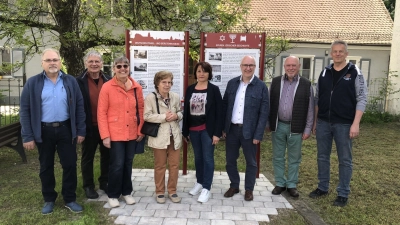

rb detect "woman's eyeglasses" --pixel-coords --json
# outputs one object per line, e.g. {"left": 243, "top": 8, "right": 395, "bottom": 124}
{"left": 116, "top": 64, "right": 129, "bottom": 69}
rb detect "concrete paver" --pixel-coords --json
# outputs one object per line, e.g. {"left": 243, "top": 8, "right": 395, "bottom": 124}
{"left": 88, "top": 169, "right": 294, "bottom": 224}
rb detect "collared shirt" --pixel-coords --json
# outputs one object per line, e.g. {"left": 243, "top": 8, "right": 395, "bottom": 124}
{"left": 231, "top": 74, "right": 255, "bottom": 124}
{"left": 278, "top": 74, "right": 299, "bottom": 121}
{"left": 41, "top": 71, "right": 69, "bottom": 122}
{"left": 278, "top": 74, "right": 314, "bottom": 134}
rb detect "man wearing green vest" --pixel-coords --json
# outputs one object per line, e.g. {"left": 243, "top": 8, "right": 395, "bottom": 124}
{"left": 268, "top": 56, "right": 314, "bottom": 197}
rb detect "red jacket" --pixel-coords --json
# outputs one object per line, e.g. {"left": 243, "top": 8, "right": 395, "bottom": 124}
{"left": 98, "top": 77, "right": 144, "bottom": 141}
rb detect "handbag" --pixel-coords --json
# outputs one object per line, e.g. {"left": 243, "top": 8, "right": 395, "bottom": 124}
{"left": 140, "top": 92, "right": 160, "bottom": 137}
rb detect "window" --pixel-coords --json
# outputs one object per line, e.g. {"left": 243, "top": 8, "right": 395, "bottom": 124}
{"left": 0, "top": 47, "right": 11, "bottom": 76}
{"left": 281, "top": 55, "right": 315, "bottom": 80}
{"left": 102, "top": 53, "right": 112, "bottom": 76}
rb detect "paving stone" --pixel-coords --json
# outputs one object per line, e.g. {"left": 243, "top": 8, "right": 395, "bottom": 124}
{"left": 252, "top": 196, "right": 272, "bottom": 202}
{"left": 134, "top": 176, "right": 153, "bottom": 181}
{"left": 264, "top": 202, "right": 286, "bottom": 208}
{"left": 132, "top": 191, "right": 153, "bottom": 198}
{"left": 272, "top": 196, "right": 288, "bottom": 202}
{"left": 131, "top": 209, "right": 155, "bottom": 217}
{"left": 138, "top": 217, "right": 163, "bottom": 225}
{"left": 146, "top": 203, "right": 170, "bottom": 210}
{"left": 200, "top": 211, "right": 223, "bottom": 220}
{"left": 162, "top": 218, "right": 188, "bottom": 225}
{"left": 245, "top": 213, "right": 270, "bottom": 222}
{"left": 133, "top": 186, "right": 148, "bottom": 191}
{"left": 242, "top": 201, "right": 265, "bottom": 208}
{"left": 168, "top": 203, "right": 191, "bottom": 211}
{"left": 259, "top": 191, "right": 275, "bottom": 197}
{"left": 139, "top": 196, "right": 157, "bottom": 203}
{"left": 211, "top": 193, "right": 226, "bottom": 200}
{"left": 187, "top": 218, "right": 211, "bottom": 225}
{"left": 177, "top": 210, "right": 200, "bottom": 219}
{"left": 114, "top": 216, "right": 141, "bottom": 225}
{"left": 222, "top": 212, "right": 246, "bottom": 220}
{"left": 125, "top": 203, "right": 148, "bottom": 210}
{"left": 234, "top": 220, "right": 259, "bottom": 225}
{"left": 138, "top": 181, "right": 154, "bottom": 187}
{"left": 211, "top": 205, "right": 233, "bottom": 213}
{"left": 210, "top": 189, "right": 222, "bottom": 194}
{"left": 233, "top": 206, "right": 256, "bottom": 214}
{"left": 285, "top": 202, "right": 293, "bottom": 209}
{"left": 191, "top": 204, "right": 212, "bottom": 212}
{"left": 154, "top": 209, "right": 178, "bottom": 218}
{"left": 255, "top": 207, "right": 278, "bottom": 215}
{"left": 211, "top": 219, "right": 235, "bottom": 225}
{"left": 202, "top": 198, "right": 222, "bottom": 205}
{"left": 182, "top": 197, "right": 200, "bottom": 205}
{"left": 109, "top": 208, "right": 133, "bottom": 216}
{"left": 222, "top": 199, "right": 243, "bottom": 207}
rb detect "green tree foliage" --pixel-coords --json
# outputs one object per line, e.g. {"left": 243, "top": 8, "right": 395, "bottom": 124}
{"left": 384, "top": 0, "right": 395, "bottom": 20}
{"left": 0, "top": 0, "right": 250, "bottom": 76}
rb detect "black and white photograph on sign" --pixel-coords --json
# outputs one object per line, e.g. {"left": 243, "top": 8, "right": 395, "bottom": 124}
{"left": 134, "top": 63, "right": 147, "bottom": 72}
{"left": 190, "top": 93, "right": 207, "bottom": 116}
{"left": 134, "top": 50, "right": 148, "bottom": 59}
{"left": 137, "top": 80, "right": 148, "bottom": 89}
{"left": 211, "top": 65, "right": 221, "bottom": 73}
{"left": 211, "top": 75, "right": 221, "bottom": 83}
{"left": 208, "top": 52, "right": 222, "bottom": 61}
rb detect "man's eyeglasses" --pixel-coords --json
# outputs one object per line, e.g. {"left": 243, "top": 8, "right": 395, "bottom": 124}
{"left": 116, "top": 64, "right": 129, "bottom": 69}
{"left": 43, "top": 59, "right": 60, "bottom": 63}
{"left": 241, "top": 64, "right": 256, "bottom": 68}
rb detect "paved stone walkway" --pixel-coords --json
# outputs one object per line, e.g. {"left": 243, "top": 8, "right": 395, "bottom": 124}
{"left": 89, "top": 169, "right": 293, "bottom": 225}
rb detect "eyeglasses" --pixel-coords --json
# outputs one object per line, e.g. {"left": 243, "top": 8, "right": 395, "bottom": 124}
{"left": 241, "top": 64, "right": 256, "bottom": 68}
{"left": 115, "top": 64, "right": 129, "bottom": 69}
{"left": 43, "top": 59, "right": 60, "bottom": 63}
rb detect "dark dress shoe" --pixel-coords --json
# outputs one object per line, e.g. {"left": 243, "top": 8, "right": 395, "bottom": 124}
{"left": 244, "top": 190, "right": 253, "bottom": 201}
{"left": 287, "top": 188, "right": 299, "bottom": 197}
{"left": 272, "top": 186, "right": 287, "bottom": 195}
{"left": 224, "top": 188, "right": 240, "bottom": 197}
{"left": 84, "top": 187, "right": 99, "bottom": 199}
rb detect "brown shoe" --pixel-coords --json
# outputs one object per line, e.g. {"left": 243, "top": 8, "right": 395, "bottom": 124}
{"left": 287, "top": 188, "right": 299, "bottom": 197}
{"left": 244, "top": 190, "right": 253, "bottom": 201}
{"left": 272, "top": 186, "right": 287, "bottom": 195}
{"left": 224, "top": 188, "right": 239, "bottom": 197}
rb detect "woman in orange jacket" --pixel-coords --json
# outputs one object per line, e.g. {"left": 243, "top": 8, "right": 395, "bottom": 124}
{"left": 97, "top": 56, "right": 144, "bottom": 208}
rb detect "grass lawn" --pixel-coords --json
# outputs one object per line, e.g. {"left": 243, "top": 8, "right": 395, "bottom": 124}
{"left": 1, "top": 122, "right": 399, "bottom": 224}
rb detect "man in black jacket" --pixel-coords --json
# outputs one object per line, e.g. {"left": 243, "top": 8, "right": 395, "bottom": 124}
{"left": 76, "top": 51, "right": 111, "bottom": 199}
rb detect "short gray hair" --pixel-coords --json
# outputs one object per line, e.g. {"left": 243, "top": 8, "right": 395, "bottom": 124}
{"left": 83, "top": 50, "right": 103, "bottom": 63}
{"left": 41, "top": 48, "right": 60, "bottom": 60}
{"left": 113, "top": 56, "right": 129, "bottom": 65}
{"left": 331, "top": 40, "right": 348, "bottom": 52}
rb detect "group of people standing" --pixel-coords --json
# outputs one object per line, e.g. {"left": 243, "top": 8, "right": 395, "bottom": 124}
{"left": 19, "top": 39, "right": 367, "bottom": 215}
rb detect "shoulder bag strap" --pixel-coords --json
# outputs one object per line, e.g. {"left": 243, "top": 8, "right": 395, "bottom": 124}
{"left": 133, "top": 89, "right": 140, "bottom": 125}
{"left": 152, "top": 92, "right": 160, "bottom": 114}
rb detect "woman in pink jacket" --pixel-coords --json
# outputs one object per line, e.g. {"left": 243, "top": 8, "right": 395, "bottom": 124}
{"left": 98, "top": 56, "right": 144, "bottom": 208}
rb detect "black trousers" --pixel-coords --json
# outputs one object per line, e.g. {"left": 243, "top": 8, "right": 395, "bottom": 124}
{"left": 81, "top": 126, "right": 109, "bottom": 189}
{"left": 37, "top": 123, "right": 77, "bottom": 203}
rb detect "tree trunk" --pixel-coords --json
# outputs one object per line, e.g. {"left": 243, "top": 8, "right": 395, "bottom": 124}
{"left": 59, "top": 42, "right": 85, "bottom": 77}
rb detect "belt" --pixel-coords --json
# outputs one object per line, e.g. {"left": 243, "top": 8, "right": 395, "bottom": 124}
{"left": 231, "top": 123, "right": 243, "bottom": 127}
{"left": 278, "top": 120, "right": 291, "bottom": 124}
{"left": 41, "top": 120, "right": 70, "bottom": 127}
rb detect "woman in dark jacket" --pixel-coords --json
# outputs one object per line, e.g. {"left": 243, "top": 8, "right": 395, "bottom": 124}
{"left": 182, "top": 61, "right": 223, "bottom": 203}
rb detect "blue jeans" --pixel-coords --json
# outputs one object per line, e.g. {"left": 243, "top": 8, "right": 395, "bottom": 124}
{"left": 271, "top": 122, "right": 302, "bottom": 188}
{"left": 108, "top": 140, "right": 137, "bottom": 198}
{"left": 225, "top": 124, "right": 257, "bottom": 191}
{"left": 189, "top": 130, "right": 215, "bottom": 190}
{"left": 316, "top": 119, "right": 353, "bottom": 198}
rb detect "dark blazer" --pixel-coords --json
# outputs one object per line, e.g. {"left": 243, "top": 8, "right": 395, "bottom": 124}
{"left": 182, "top": 82, "right": 223, "bottom": 139}
{"left": 222, "top": 76, "right": 269, "bottom": 140}
{"left": 20, "top": 71, "right": 86, "bottom": 143}
{"left": 76, "top": 69, "right": 111, "bottom": 137}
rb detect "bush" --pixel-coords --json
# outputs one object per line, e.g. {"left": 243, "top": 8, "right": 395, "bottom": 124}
{"left": 361, "top": 111, "right": 400, "bottom": 124}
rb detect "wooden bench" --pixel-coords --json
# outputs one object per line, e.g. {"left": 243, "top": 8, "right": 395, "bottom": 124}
{"left": 0, "top": 122, "right": 27, "bottom": 163}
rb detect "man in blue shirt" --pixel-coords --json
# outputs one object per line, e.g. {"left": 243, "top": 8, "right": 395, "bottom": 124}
{"left": 20, "top": 48, "right": 86, "bottom": 214}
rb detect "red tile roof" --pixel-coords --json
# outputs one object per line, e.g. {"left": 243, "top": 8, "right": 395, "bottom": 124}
{"left": 232, "top": 0, "right": 393, "bottom": 45}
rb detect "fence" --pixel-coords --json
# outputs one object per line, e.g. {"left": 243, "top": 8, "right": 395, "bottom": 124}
{"left": 0, "top": 78, "right": 22, "bottom": 127}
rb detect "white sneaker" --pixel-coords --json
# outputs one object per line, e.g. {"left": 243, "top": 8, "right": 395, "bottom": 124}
{"left": 123, "top": 195, "right": 136, "bottom": 205}
{"left": 197, "top": 189, "right": 211, "bottom": 203}
{"left": 108, "top": 198, "right": 120, "bottom": 208}
{"left": 189, "top": 183, "right": 203, "bottom": 195}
